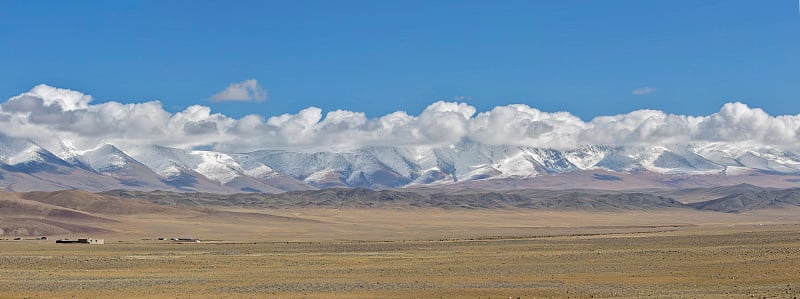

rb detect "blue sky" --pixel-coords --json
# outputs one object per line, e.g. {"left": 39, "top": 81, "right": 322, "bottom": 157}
{"left": 1, "top": 0, "right": 798, "bottom": 121}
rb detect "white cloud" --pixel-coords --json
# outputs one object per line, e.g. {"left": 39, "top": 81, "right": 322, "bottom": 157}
{"left": 2, "top": 84, "right": 800, "bottom": 155}
{"left": 632, "top": 86, "right": 657, "bottom": 96}
{"left": 210, "top": 79, "right": 268, "bottom": 102}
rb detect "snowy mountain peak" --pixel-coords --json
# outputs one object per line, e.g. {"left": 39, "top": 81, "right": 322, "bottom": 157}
{"left": 7, "top": 144, "right": 46, "bottom": 165}
{"left": 79, "top": 144, "right": 133, "bottom": 172}
{"left": 0, "top": 135, "right": 48, "bottom": 165}
{"left": 189, "top": 150, "right": 243, "bottom": 184}
{"left": 58, "top": 140, "right": 79, "bottom": 161}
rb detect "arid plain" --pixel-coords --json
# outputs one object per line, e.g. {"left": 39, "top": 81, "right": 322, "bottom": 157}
{"left": 2, "top": 189, "right": 800, "bottom": 298}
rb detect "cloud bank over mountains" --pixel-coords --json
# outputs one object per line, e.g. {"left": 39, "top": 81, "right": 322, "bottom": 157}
{"left": 1, "top": 84, "right": 799, "bottom": 154}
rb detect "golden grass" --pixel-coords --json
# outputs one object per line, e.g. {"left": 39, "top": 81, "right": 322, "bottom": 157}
{"left": 2, "top": 221, "right": 800, "bottom": 298}
{"left": 73, "top": 206, "right": 800, "bottom": 241}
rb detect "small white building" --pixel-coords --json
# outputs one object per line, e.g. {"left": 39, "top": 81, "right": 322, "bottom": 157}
{"left": 78, "top": 238, "right": 104, "bottom": 244}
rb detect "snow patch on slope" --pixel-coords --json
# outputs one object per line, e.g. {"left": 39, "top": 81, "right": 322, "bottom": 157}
{"left": 190, "top": 151, "right": 242, "bottom": 184}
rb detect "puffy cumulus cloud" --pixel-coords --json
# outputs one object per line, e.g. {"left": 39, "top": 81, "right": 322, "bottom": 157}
{"left": 417, "top": 101, "right": 476, "bottom": 143}
{"left": 0, "top": 85, "right": 234, "bottom": 151}
{"left": 469, "top": 104, "right": 584, "bottom": 148}
{"left": 183, "top": 120, "right": 219, "bottom": 135}
{"left": 210, "top": 79, "right": 268, "bottom": 102}
{"left": 695, "top": 102, "right": 800, "bottom": 145}
{"left": 2, "top": 84, "right": 800, "bottom": 154}
{"left": 26, "top": 84, "right": 93, "bottom": 110}
{"left": 581, "top": 110, "right": 685, "bottom": 145}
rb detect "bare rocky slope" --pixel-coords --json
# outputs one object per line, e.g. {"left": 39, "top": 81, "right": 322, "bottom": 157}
{"left": 103, "top": 183, "right": 800, "bottom": 213}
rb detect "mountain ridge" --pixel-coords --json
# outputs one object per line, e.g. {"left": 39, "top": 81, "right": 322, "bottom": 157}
{"left": 2, "top": 133, "right": 800, "bottom": 192}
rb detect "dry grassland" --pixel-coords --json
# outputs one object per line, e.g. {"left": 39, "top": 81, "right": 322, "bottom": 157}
{"left": 1, "top": 209, "right": 800, "bottom": 298}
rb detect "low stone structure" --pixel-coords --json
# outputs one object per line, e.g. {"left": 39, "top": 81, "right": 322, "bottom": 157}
{"left": 55, "top": 238, "right": 104, "bottom": 244}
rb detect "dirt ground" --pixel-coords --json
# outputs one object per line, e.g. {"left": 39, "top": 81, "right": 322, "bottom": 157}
{"left": 1, "top": 217, "right": 799, "bottom": 298}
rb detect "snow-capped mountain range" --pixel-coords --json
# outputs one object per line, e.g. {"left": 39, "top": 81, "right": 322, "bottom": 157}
{"left": 2, "top": 133, "right": 800, "bottom": 193}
